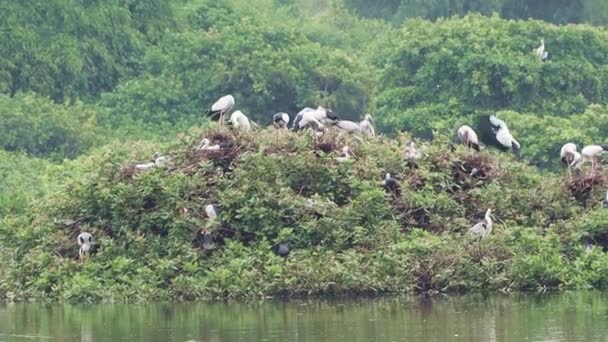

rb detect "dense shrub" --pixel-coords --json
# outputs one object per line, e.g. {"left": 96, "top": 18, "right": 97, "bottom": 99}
{"left": 2, "top": 128, "right": 608, "bottom": 302}
{"left": 0, "top": 93, "right": 98, "bottom": 159}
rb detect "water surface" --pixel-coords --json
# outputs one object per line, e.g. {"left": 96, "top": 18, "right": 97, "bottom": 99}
{"left": 1, "top": 292, "right": 607, "bottom": 341}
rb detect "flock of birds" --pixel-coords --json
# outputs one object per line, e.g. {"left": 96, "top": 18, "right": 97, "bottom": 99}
{"left": 75, "top": 38, "right": 602, "bottom": 259}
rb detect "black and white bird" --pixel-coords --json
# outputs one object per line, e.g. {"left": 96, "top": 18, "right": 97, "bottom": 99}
{"left": 479, "top": 115, "right": 520, "bottom": 155}
{"left": 468, "top": 209, "right": 493, "bottom": 239}
{"left": 293, "top": 106, "right": 338, "bottom": 132}
{"left": 603, "top": 189, "right": 608, "bottom": 208}
{"left": 534, "top": 38, "right": 548, "bottom": 62}
{"left": 207, "top": 95, "right": 235, "bottom": 127}
{"left": 228, "top": 110, "right": 252, "bottom": 131}
{"left": 382, "top": 173, "right": 401, "bottom": 199}
{"left": 581, "top": 144, "right": 608, "bottom": 174}
{"left": 77, "top": 232, "right": 93, "bottom": 262}
{"left": 457, "top": 125, "right": 480, "bottom": 151}
{"left": 273, "top": 112, "right": 290, "bottom": 130}
{"left": 197, "top": 138, "right": 221, "bottom": 151}
{"left": 360, "top": 114, "right": 375, "bottom": 137}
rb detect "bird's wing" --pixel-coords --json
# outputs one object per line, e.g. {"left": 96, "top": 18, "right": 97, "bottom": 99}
{"left": 489, "top": 115, "right": 506, "bottom": 129}
{"left": 469, "top": 222, "right": 485, "bottom": 235}
{"left": 211, "top": 95, "right": 234, "bottom": 112}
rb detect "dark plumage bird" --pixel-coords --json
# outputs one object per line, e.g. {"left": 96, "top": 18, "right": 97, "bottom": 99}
{"left": 382, "top": 173, "right": 401, "bottom": 199}
{"left": 272, "top": 243, "right": 290, "bottom": 257}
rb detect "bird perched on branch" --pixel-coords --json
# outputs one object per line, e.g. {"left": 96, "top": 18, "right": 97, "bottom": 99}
{"left": 207, "top": 94, "right": 235, "bottom": 128}
{"left": 382, "top": 173, "right": 401, "bottom": 199}
{"left": 534, "top": 38, "right": 549, "bottom": 62}
{"left": 273, "top": 112, "right": 290, "bottom": 130}
{"left": 228, "top": 110, "right": 252, "bottom": 131}
{"left": 360, "top": 114, "right": 375, "bottom": 137}
{"left": 468, "top": 209, "right": 493, "bottom": 239}
{"left": 77, "top": 232, "right": 93, "bottom": 262}
{"left": 457, "top": 125, "right": 480, "bottom": 151}
{"left": 581, "top": 144, "right": 608, "bottom": 175}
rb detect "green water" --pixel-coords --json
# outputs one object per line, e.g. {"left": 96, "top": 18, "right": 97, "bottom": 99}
{"left": 1, "top": 292, "right": 608, "bottom": 341}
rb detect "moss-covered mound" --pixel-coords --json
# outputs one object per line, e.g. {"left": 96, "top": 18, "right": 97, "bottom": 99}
{"left": 2, "top": 128, "right": 608, "bottom": 302}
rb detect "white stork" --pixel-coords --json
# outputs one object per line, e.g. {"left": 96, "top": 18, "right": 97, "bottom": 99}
{"left": 228, "top": 110, "right": 252, "bottom": 131}
{"left": 293, "top": 107, "right": 337, "bottom": 132}
{"left": 77, "top": 232, "right": 93, "bottom": 262}
{"left": 534, "top": 38, "right": 548, "bottom": 62}
{"left": 273, "top": 112, "right": 290, "bottom": 130}
{"left": 581, "top": 144, "right": 608, "bottom": 174}
{"left": 457, "top": 125, "right": 480, "bottom": 151}
{"left": 207, "top": 95, "right": 235, "bottom": 128}
{"left": 468, "top": 209, "right": 493, "bottom": 239}
{"left": 360, "top": 114, "right": 375, "bottom": 137}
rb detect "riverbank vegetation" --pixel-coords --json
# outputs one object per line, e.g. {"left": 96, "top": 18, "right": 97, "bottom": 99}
{"left": 2, "top": 0, "right": 608, "bottom": 302}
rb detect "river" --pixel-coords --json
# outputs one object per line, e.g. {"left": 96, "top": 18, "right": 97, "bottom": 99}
{"left": 1, "top": 292, "right": 607, "bottom": 341}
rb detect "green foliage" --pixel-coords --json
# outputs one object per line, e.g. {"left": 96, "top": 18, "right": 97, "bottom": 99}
{"left": 0, "top": 0, "right": 172, "bottom": 101}
{"left": 375, "top": 14, "right": 608, "bottom": 138}
{"left": 2, "top": 128, "right": 608, "bottom": 302}
{"left": 344, "top": 0, "right": 607, "bottom": 25}
{"left": 0, "top": 93, "right": 98, "bottom": 159}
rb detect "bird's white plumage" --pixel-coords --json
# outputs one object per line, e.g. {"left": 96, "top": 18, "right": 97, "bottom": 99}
{"left": 197, "top": 138, "right": 220, "bottom": 151}
{"left": 560, "top": 143, "right": 580, "bottom": 167}
{"left": 229, "top": 110, "right": 252, "bottom": 131}
{"left": 468, "top": 209, "right": 493, "bottom": 239}
{"left": 457, "top": 125, "right": 479, "bottom": 147}
{"left": 273, "top": 112, "right": 290, "bottom": 129}
{"left": 205, "top": 204, "right": 218, "bottom": 220}
{"left": 561, "top": 143, "right": 577, "bottom": 159}
{"left": 211, "top": 95, "right": 235, "bottom": 112}
{"left": 77, "top": 232, "right": 93, "bottom": 261}
{"left": 360, "top": 114, "right": 375, "bottom": 137}
{"left": 582, "top": 145, "right": 605, "bottom": 158}
{"left": 154, "top": 154, "right": 171, "bottom": 167}
{"left": 404, "top": 142, "right": 422, "bottom": 162}
{"left": 334, "top": 120, "right": 361, "bottom": 134}
{"left": 535, "top": 38, "right": 548, "bottom": 61}
{"left": 489, "top": 116, "right": 518, "bottom": 151}
{"left": 135, "top": 162, "right": 156, "bottom": 170}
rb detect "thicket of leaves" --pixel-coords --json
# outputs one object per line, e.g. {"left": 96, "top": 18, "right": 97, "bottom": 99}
{"left": 344, "top": 0, "right": 608, "bottom": 25}
{"left": 2, "top": 129, "right": 608, "bottom": 302}
{"left": 0, "top": 0, "right": 172, "bottom": 102}
{"left": 375, "top": 15, "right": 608, "bottom": 143}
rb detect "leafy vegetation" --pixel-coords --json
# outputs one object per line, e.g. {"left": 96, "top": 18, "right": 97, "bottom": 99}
{"left": 2, "top": 129, "right": 608, "bottom": 302}
{"left": 2, "top": 0, "right": 608, "bottom": 302}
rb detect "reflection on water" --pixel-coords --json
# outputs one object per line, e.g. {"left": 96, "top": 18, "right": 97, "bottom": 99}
{"left": 1, "top": 292, "right": 608, "bottom": 342}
